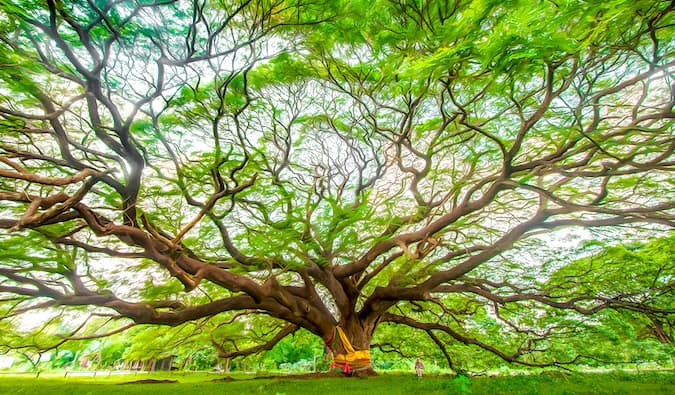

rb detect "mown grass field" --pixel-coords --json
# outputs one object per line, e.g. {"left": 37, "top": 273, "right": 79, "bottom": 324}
{"left": 1, "top": 371, "right": 674, "bottom": 394}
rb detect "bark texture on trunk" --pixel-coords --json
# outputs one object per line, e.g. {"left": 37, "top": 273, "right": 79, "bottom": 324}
{"left": 325, "top": 318, "right": 377, "bottom": 376}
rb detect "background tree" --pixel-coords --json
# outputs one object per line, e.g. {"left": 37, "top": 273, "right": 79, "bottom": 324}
{"left": 0, "top": 0, "right": 673, "bottom": 375}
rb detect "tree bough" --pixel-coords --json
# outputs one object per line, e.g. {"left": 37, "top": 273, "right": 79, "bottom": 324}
{"left": 0, "top": 0, "right": 673, "bottom": 374}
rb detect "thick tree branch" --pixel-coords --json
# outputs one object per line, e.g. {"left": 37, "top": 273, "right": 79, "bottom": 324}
{"left": 213, "top": 324, "right": 299, "bottom": 359}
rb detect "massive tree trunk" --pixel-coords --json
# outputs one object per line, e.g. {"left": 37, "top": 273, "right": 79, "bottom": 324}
{"left": 324, "top": 316, "right": 378, "bottom": 376}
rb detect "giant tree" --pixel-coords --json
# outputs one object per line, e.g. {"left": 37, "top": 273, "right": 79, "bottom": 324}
{"left": 0, "top": 0, "right": 673, "bottom": 374}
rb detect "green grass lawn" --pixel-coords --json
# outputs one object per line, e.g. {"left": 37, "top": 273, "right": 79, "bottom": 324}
{"left": 1, "top": 371, "right": 674, "bottom": 394}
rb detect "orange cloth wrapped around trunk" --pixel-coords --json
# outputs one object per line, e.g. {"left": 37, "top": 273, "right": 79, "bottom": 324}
{"left": 328, "top": 326, "right": 371, "bottom": 374}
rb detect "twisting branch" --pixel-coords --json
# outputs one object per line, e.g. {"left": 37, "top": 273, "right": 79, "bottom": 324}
{"left": 382, "top": 313, "right": 583, "bottom": 368}
{"left": 59, "top": 322, "right": 136, "bottom": 341}
{"left": 213, "top": 324, "right": 299, "bottom": 359}
{"left": 425, "top": 329, "right": 456, "bottom": 371}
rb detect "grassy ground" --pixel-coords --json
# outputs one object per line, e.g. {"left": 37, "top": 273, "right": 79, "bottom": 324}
{"left": 1, "top": 370, "right": 674, "bottom": 394}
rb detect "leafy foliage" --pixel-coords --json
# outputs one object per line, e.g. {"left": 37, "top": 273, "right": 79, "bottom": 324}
{"left": 0, "top": 0, "right": 673, "bottom": 374}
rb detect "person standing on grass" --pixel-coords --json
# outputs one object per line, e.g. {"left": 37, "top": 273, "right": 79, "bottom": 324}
{"left": 415, "top": 358, "right": 424, "bottom": 378}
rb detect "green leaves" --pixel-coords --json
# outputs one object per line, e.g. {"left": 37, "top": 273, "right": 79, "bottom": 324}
{"left": 550, "top": 234, "right": 675, "bottom": 296}
{"left": 0, "top": 0, "right": 672, "bottom": 373}
{"left": 249, "top": 52, "right": 316, "bottom": 88}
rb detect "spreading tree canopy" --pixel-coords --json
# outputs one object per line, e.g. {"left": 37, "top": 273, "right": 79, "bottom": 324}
{"left": 0, "top": 0, "right": 673, "bottom": 374}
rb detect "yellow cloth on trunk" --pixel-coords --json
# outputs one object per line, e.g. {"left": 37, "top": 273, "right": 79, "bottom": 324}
{"left": 330, "top": 326, "right": 371, "bottom": 374}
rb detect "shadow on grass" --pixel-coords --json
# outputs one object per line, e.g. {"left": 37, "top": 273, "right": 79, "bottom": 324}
{"left": 118, "top": 379, "right": 178, "bottom": 384}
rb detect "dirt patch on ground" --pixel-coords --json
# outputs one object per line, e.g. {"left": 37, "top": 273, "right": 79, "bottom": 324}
{"left": 119, "top": 379, "right": 178, "bottom": 384}
{"left": 211, "top": 376, "right": 237, "bottom": 382}
{"left": 259, "top": 371, "right": 348, "bottom": 379}
{"left": 211, "top": 371, "right": 348, "bottom": 382}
